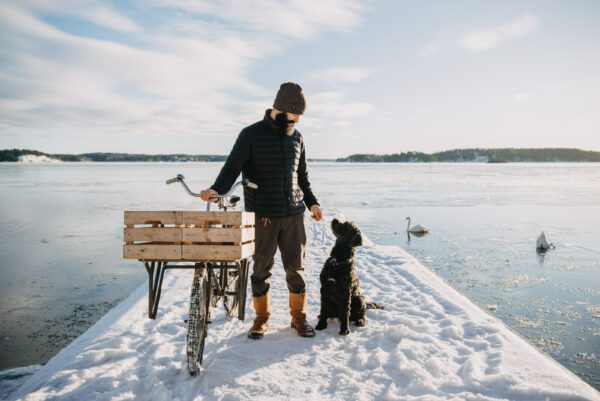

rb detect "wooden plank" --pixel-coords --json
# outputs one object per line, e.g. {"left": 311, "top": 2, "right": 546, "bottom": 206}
{"left": 240, "top": 212, "right": 255, "bottom": 226}
{"left": 240, "top": 241, "right": 254, "bottom": 259}
{"left": 182, "top": 227, "right": 255, "bottom": 243}
{"left": 182, "top": 242, "right": 255, "bottom": 261}
{"left": 123, "top": 244, "right": 181, "bottom": 260}
{"left": 124, "top": 211, "right": 183, "bottom": 225}
{"left": 183, "top": 211, "right": 255, "bottom": 226}
{"left": 124, "top": 227, "right": 182, "bottom": 242}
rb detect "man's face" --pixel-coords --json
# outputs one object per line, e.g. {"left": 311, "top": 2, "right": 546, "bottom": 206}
{"left": 274, "top": 112, "right": 301, "bottom": 135}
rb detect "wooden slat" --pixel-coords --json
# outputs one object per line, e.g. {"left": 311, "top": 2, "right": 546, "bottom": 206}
{"left": 124, "top": 227, "right": 182, "bottom": 242}
{"left": 182, "top": 242, "right": 255, "bottom": 261}
{"left": 124, "top": 211, "right": 183, "bottom": 225}
{"left": 182, "top": 227, "right": 255, "bottom": 243}
{"left": 123, "top": 211, "right": 256, "bottom": 261}
{"left": 183, "top": 211, "right": 254, "bottom": 226}
{"left": 123, "top": 244, "right": 181, "bottom": 260}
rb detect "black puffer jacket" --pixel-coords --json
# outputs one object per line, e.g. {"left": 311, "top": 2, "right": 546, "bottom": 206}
{"left": 210, "top": 110, "right": 319, "bottom": 218}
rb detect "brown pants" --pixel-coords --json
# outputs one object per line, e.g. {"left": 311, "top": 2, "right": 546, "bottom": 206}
{"left": 251, "top": 213, "right": 307, "bottom": 297}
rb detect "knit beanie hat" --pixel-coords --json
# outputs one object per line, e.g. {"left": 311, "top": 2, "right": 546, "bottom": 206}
{"left": 273, "top": 82, "right": 306, "bottom": 115}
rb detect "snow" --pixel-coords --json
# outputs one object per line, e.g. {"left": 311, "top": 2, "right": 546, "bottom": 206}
{"left": 11, "top": 213, "right": 600, "bottom": 401}
{"left": 17, "top": 155, "right": 62, "bottom": 163}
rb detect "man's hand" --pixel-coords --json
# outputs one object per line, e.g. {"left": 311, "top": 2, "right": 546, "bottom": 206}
{"left": 200, "top": 188, "right": 218, "bottom": 202}
{"left": 310, "top": 205, "right": 323, "bottom": 221}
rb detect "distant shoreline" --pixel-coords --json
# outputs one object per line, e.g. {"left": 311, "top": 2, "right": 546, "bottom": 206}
{"left": 336, "top": 148, "right": 600, "bottom": 163}
{"left": 4, "top": 160, "right": 600, "bottom": 165}
{"left": 1, "top": 148, "right": 600, "bottom": 163}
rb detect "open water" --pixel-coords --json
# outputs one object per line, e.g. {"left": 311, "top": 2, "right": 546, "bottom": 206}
{"left": 0, "top": 162, "right": 598, "bottom": 394}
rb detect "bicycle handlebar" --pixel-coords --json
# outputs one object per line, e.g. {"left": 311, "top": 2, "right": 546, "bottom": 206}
{"left": 165, "top": 174, "right": 257, "bottom": 211}
{"left": 166, "top": 174, "right": 200, "bottom": 197}
{"left": 165, "top": 175, "right": 181, "bottom": 185}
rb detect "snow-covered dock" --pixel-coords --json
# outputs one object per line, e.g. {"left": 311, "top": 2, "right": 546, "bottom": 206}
{"left": 12, "top": 214, "right": 600, "bottom": 401}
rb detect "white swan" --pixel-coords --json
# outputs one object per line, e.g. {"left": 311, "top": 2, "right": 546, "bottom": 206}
{"left": 406, "top": 217, "right": 428, "bottom": 234}
{"left": 536, "top": 231, "right": 554, "bottom": 250}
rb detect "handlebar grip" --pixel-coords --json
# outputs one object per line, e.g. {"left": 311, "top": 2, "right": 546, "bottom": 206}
{"left": 241, "top": 178, "right": 258, "bottom": 189}
{"left": 166, "top": 174, "right": 185, "bottom": 185}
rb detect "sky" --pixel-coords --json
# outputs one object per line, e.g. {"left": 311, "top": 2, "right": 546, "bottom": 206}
{"left": 1, "top": 0, "right": 599, "bottom": 159}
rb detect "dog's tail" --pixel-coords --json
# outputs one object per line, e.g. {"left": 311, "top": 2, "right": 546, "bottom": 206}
{"left": 366, "top": 301, "right": 384, "bottom": 310}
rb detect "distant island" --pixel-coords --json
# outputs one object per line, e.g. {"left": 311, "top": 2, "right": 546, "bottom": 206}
{"left": 0, "top": 149, "right": 227, "bottom": 163}
{"left": 336, "top": 148, "right": 600, "bottom": 163}
{"left": 1, "top": 148, "right": 599, "bottom": 163}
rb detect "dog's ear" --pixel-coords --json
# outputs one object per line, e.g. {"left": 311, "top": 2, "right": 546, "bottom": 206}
{"left": 331, "top": 219, "right": 340, "bottom": 237}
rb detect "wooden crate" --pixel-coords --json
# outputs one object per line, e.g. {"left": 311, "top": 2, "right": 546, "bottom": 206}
{"left": 123, "top": 211, "right": 255, "bottom": 261}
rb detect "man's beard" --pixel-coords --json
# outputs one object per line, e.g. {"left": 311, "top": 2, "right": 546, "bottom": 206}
{"left": 274, "top": 112, "right": 296, "bottom": 135}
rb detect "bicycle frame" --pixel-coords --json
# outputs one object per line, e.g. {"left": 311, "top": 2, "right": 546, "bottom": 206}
{"left": 142, "top": 260, "right": 250, "bottom": 320}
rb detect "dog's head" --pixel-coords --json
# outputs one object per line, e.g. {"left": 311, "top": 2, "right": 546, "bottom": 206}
{"left": 331, "top": 218, "right": 363, "bottom": 247}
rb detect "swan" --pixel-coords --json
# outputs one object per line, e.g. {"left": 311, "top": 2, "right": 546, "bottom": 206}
{"left": 406, "top": 217, "right": 428, "bottom": 234}
{"left": 536, "top": 231, "right": 554, "bottom": 251}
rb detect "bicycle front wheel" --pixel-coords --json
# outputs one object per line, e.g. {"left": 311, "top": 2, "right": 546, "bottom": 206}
{"left": 186, "top": 266, "right": 209, "bottom": 376}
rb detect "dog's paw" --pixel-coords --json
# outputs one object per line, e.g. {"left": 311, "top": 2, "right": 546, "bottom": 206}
{"left": 339, "top": 328, "right": 350, "bottom": 335}
{"left": 315, "top": 321, "right": 328, "bottom": 330}
{"left": 355, "top": 319, "right": 366, "bottom": 327}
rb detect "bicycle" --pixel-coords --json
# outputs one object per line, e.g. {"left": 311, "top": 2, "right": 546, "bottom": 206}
{"left": 123, "top": 175, "right": 257, "bottom": 376}
{"left": 168, "top": 174, "right": 257, "bottom": 375}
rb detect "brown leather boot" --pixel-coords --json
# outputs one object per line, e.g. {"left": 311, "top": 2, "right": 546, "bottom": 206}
{"left": 289, "top": 292, "right": 315, "bottom": 338}
{"left": 248, "top": 294, "right": 270, "bottom": 339}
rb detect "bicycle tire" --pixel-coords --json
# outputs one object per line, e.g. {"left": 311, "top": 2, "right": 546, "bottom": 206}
{"left": 222, "top": 265, "right": 240, "bottom": 320}
{"left": 186, "top": 266, "right": 209, "bottom": 376}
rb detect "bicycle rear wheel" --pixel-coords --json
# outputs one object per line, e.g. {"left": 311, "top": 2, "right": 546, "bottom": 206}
{"left": 186, "top": 266, "right": 209, "bottom": 376}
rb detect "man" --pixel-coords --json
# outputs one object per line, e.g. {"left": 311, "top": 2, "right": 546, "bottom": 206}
{"left": 200, "top": 82, "right": 323, "bottom": 339}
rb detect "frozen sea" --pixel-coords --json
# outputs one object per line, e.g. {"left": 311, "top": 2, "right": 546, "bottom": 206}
{"left": 0, "top": 162, "right": 599, "bottom": 395}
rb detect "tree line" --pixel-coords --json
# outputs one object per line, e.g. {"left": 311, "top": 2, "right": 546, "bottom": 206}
{"left": 0, "top": 149, "right": 227, "bottom": 162}
{"left": 3, "top": 148, "right": 599, "bottom": 163}
{"left": 336, "top": 148, "right": 600, "bottom": 163}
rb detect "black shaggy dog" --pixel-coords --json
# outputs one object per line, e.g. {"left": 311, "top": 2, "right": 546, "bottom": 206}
{"left": 316, "top": 218, "right": 383, "bottom": 335}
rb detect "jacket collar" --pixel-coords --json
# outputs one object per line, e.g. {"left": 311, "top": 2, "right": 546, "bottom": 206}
{"left": 263, "top": 109, "right": 295, "bottom": 137}
{"left": 263, "top": 109, "right": 278, "bottom": 132}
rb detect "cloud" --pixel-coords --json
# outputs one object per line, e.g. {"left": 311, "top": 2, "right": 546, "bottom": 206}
{"left": 24, "top": 0, "right": 141, "bottom": 33}
{"left": 418, "top": 42, "right": 443, "bottom": 58}
{"left": 148, "top": 0, "right": 366, "bottom": 41}
{"left": 0, "top": 0, "right": 368, "bottom": 150}
{"left": 335, "top": 132, "right": 359, "bottom": 137}
{"left": 308, "top": 92, "right": 375, "bottom": 117}
{"left": 298, "top": 91, "right": 374, "bottom": 136}
{"left": 458, "top": 14, "right": 540, "bottom": 52}
{"left": 306, "top": 67, "right": 374, "bottom": 84}
{"left": 514, "top": 93, "right": 532, "bottom": 100}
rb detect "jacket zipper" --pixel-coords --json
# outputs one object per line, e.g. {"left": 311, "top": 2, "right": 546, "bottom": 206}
{"left": 280, "top": 136, "right": 289, "bottom": 216}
